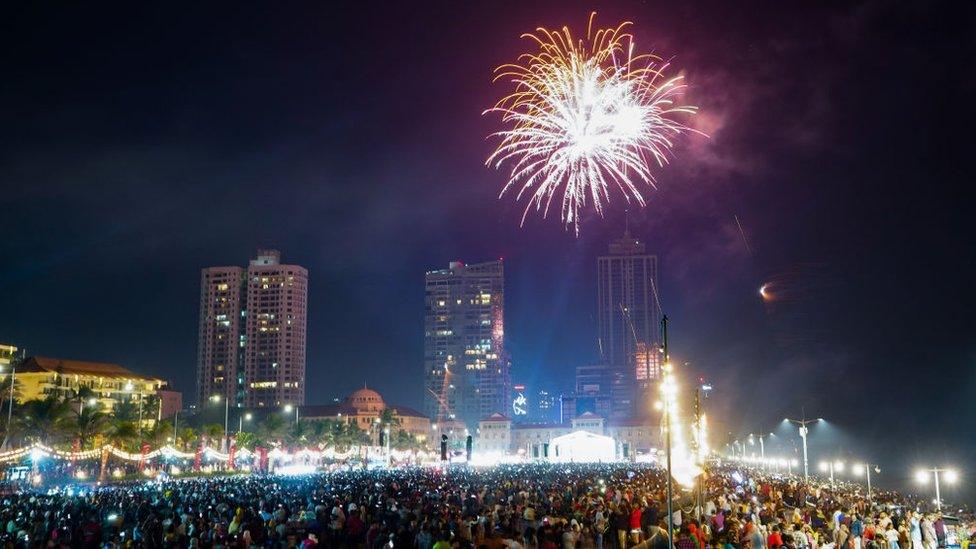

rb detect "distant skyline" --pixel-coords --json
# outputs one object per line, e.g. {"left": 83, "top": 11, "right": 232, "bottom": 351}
{"left": 1, "top": 0, "right": 974, "bottom": 500}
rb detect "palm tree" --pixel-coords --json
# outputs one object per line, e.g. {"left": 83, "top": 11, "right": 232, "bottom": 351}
{"left": 283, "top": 421, "right": 311, "bottom": 448}
{"left": 202, "top": 423, "right": 224, "bottom": 446}
{"left": 178, "top": 427, "right": 198, "bottom": 451}
{"left": 67, "top": 386, "right": 98, "bottom": 414}
{"left": 332, "top": 420, "right": 368, "bottom": 451}
{"left": 112, "top": 400, "right": 139, "bottom": 423}
{"left": 13, "top": 396, "right": 71, "bottom": 445}
{"left": 379, "top": 408, "right": 398, "bottom": 428}
{"left": 69, "top": 406, "right": 108, "bottom": 449}
{"left": 305, "top": 420, "right": 331, "bottom": 447}
{"left": 104, "top": 419, "right": 139, "bottom": 451}
{"left": 235, "top": 431, "right": 257, "bottom": 450}
{"left": 145, "top": 420, "right": 173, "bottom": 448}
{"left": 256, "top": 414, "right": 286, "bottom": 445}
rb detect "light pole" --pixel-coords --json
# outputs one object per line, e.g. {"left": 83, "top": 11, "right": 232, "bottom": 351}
{"left": 748, "top": 433, "right": 768, "bottom": 466}
{"left": 916, "top": 468, "right": 959, "bottom": 511}
{"left": 239, "top": 412, "right": 253, "bottom": 433}
{"left": 284, "top": 404, "right": 299, "bottom": 424}
{"left": 1, "top": 362, "right": 16, "bottom": 450}
{"left": 819, "top": 460, "right": 844, "bottom": 485}
{"left": 125, "top": 380, "right": 147, "bottom": 437}
{"left": 660, "top": 315, "right": 674, "bottom": 549}
{"left": 853, "top": 463, "right": 881, "bottom": 499}
{"left": 786, "top": 416, "right": 822, "bottom": 481}
{"left": 211, "top": 394, "right": 229, "bottom": 451}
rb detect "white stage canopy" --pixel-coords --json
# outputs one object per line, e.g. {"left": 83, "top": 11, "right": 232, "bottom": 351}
{"left": 550, "top": 430, "right": 616, "bottom": 462}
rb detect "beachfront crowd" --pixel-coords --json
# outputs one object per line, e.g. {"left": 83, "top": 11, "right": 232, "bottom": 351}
{"left": 0, "top": 463, "right": 972, "bottom": 548}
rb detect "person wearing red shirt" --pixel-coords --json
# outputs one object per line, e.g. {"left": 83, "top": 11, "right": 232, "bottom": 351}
{"left": 630, "top": 505, "right": 644, "bottom": 544}
{"left": 769, "top": 525, "right": 784, "bottom": 549}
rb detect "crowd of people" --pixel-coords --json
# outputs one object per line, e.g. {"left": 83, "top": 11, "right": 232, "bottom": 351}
{"left": 0, "top": 463, "right": 972, "bottom": 549}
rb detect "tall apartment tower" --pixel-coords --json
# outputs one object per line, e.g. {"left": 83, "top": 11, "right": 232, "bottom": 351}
{"left": 197, "top": 266, "right": 244, "bottom": 406}
{"left": 423, "top": 260, "right": 510, "bottom": 429}
{"left": 597, "top": 230, "right": 662, "bottom": 414}
{"left": 197, "top": 250, "right": 308, "bottom": 408}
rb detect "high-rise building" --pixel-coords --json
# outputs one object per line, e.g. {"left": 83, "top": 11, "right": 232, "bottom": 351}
{"left": 197, "top": 250, "right": 308, "bottom": 408}
{"left": 423, "top": 260, "right": 509, "bottom": 429}
{"left": 197, "top": 267, "right": 244, "bottom": 406}
{"left": 244, "top": 250, "right": 308, "bottom": 408}
{"left": 597, "top": 230, "right": 662, "bottom": 388}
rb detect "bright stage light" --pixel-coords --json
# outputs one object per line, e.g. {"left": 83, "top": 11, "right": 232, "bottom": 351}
{"left": 819, "top": 462, "right": 828, "bottom": 472}
{"left": 916, "top": 470, "right": 930, "bottom": 483}
{"left": 944, "top": 470, "right": 959, "bottom": 483}
{"left": 276, "top": 463, "right": 316, "bottom": 476}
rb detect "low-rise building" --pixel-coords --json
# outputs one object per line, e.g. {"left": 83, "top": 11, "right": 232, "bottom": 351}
{"left": 477, "top": 411, "right": 660, "bottom": 461}
{"left": 157, "top": 388, "right": 183, "bottom": 419}
{"left": 301, "top": 387, "right": 430, "bottom": 446}
{"left": 15, "top": 356, "right": 179, "bottom": 426}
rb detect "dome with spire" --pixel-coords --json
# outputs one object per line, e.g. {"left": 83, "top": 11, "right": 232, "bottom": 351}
{"left": 344, "top": 386, "right": 386, "bottom": 413}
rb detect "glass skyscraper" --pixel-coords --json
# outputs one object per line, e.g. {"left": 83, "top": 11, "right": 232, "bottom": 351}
{"left": 423, "top": 260, "right": 510, "bottom": 429}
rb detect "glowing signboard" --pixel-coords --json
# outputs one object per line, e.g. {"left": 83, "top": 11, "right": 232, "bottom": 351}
{"left": 512, "top": 385, "right": 528, "bottom": 416}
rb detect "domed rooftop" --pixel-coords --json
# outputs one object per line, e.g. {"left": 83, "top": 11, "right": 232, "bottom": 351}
{"left": 344, "top": 387, "right": 386, "bottom": 412}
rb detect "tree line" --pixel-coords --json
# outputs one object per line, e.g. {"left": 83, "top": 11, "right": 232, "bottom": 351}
{"left": 0, "top": 382, "right": 426, "bottom": 454}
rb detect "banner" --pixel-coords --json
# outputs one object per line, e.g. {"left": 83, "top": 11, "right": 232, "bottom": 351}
{"left": 139, "top": 442, "right": 151, "bottom": 471}
{"left": 194, "top": 441, "right": 204, "bottom": 471}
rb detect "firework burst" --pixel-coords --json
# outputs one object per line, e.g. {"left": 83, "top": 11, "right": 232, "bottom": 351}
{"left": 485, "top": 13, "right": 699, "bottom": 234}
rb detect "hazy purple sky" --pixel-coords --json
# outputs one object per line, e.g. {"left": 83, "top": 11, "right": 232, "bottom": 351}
{"left": 1, "top": 1, "right": 974, "bottom": 499}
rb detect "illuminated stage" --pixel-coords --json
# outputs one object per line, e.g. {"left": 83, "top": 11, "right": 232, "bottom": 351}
{"left": 549, "top": 431, "right": 616, "bottom": 463}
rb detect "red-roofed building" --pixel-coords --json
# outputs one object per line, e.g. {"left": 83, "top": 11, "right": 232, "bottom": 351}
{"left": 300, "top": 387, "right": 431, "bottom": 446}
{"left": 15, "top": 356, "right": 180, "bottom": 425}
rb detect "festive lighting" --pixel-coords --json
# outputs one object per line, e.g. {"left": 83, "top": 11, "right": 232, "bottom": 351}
{"left": 659, "top": 363, "right": 701, "bottom": 486}
{"left": 485, "top": 12, "right": 698, "bottom": 234}
{"left": 276, "top": 463, "right": 317, "bottom": 475}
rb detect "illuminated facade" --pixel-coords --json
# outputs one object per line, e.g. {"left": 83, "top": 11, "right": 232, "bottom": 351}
{"left": 15, "top": 356, "right": 174, "bottom": 426}
{"left": 423, "top": 260, "right": 510, "bottom": 429}
{"left": 197, "top": 250, "right": 308, "bottom": 408}
{"left": 197, "top": 266, "right": 244, "bottom": 407}
{"left": 0, "top": 343, "right": 17, "bottom": 367}
{"left": 597, "top": 230, "right": 661, "bottom": 417}
{"left": 476, "top": 411, "right": 659, "bottom": 460}
{"left": 300, "top": 387, "right": 430, "bottom": 445}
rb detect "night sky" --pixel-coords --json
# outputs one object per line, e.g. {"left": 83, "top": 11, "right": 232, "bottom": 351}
{"left": 2, "top": 2, "right": 974, "bottom": 500}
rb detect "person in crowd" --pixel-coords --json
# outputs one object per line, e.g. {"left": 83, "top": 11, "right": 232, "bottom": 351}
{"left": 0, "top": 462, "right": 970, "bottom": 549}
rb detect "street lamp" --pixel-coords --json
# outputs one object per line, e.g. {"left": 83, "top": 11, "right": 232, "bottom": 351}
{"left": 916, "top": 467, "right": 959, "bottom": 511}
{"left": 853, "top": 463, "right": 881, "bottom": 499}
{"left": 819, "top": 460, "right": 844, "bottom": 485}
{"left": 0, "top": 362, "right": 15, "bottom": 450}
{"left": 283, "top": 404, "right": 299, "bottom": 424}
{"left": 748, "top": 432, "right": 770, "bottom": 465}
{"left": 239, "top": 412, "right": 253, "bottom": 433}
{"left": 786, "top": 416, "right": 822, "bottom": 481}
{"left": 211, "top": 394, "right": 229, "bottom": 451}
